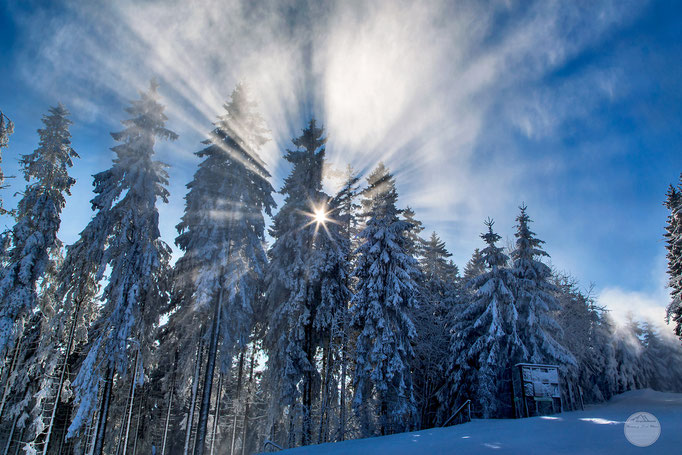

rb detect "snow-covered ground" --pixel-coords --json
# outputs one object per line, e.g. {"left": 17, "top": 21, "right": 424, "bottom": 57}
{"left": 270, "top": 389, "right": 682, "bottom": 454}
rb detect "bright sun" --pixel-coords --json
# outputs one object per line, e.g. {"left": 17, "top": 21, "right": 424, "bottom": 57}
{"left": 314, "top": 208, "right": 328, "bottom": 224}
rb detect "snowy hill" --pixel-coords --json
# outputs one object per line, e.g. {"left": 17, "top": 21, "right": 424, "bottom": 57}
{"left": 270, "top": 389, "right": 682, "bottom": 454}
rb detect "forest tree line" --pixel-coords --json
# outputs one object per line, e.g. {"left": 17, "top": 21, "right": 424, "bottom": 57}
{"left": 0, "top": 82, "right": 681, "bottom": 455}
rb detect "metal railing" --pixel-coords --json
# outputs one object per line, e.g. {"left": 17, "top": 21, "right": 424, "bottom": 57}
{"left": 442, "top": 399, "right": 472, "bottom": 427}
{"left": 262, "top": 440, "right": 284, "bottom": 452}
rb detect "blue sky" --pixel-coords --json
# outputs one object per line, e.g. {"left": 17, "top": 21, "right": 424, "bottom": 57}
{"left": 0, "top": 0, "right": 680, "bottom": 327}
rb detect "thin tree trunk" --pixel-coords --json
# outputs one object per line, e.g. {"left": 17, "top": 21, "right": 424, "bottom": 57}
{"left": 302, "top": 323, "right": 312, "bottom": 446}
{"left": 240, "top": 348, "right": 255, "bottom": 455}
{"left": 287, "top": 412, "right": 295, "bottom": 449}
{"left": 318, "top": 328, "right": 334, "bottom": 444}
{"left": 87, "top": 401, "right": 100, "bottom": 455}
{"left": 3, "top": 414, "right": 18, "bottom": 455}
{"left": 161, "top": 387, "right": 173, "bottom": 455}
{"left": 339, "top": 309, "right": 348, "bottom": 441}
{"left": 338, "top": 170, "right": 356, "bottom": 442}
{"left": 317, "top": 339, "right": 327, "bottom": 445}
{"left": 210, "top": 373, "right": 222, "bottom": 455}
{"left": 57, "top": 426, "right": 66, "bottom": 455}
{"left": 58, "top": 403, "right": 73, "bottom": 455}
{"left": 420, "top": 378, "right": 429, "bottom": 429}
{"left": 161, "top": 352, "right": 176, "bottom": 455}
{"left": 42, "top": 297, "right": 82, "bottom": 455}
{"left": 193, "top": 285, "right": 223, "bottom": 455}
{"left": 93, "top": 365, "right": 114, "bottom": 455}
{"left": 115, "top": 374, "right": 132, "bottom": 455}
{"left": 229, "top": 351, "right": 244, "bottom": 455}
{"left": 380, "top": 400, "right": 388, "bottom": 436}
{"left": 131, "top": 388, "right": 143, "bottom": 455}
{"left": 11, "top": 427, "right": 24, "bottom": 455}
{"left": 121, "top": 350, "right": 140, "bottom": 455}
{"left": 0, "top": 339, "right": 22, "bottom": 419}
{"left": 184, "top": 338, "right": 204, "bottom": 455}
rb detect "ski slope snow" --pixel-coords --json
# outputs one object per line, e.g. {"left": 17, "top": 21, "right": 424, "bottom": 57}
{"left": 270, "top": 389, "right": 682, "bottom": 454}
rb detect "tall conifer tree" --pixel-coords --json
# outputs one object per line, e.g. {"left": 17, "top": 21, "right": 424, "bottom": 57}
{"left": 0, "top": 110, "right": 14, "bottom": 215}
{"left": 510, "top": 205, "right": 574, "bottom": 366}
{"left": 351, "top": 163, "right": 419, "bottom": 436}
{"left": 0, "top": 105, "right": 77, "bottom": 454}
{"left": 0, "top": 104, "right": 77, "bottom": 361}
{"left": 264, "top": 120, "right": 348, "bottom": 447}
{"left": 402, "top": 206, "right": 424, "bottom": 260}
{"left": 441, "top": 219, "right": 520, "bottom": 419}
{"left": 332, "top": 164, "right": 361, "bottom": 442}
{"left": 463, "top": 248, "right": 485, "bottom": 282}
{"left": 65, "top": 82, "right": 176, "bottom": 455}
{"left": 170, "top": 84, "right": 275, "bottom": 455}
{"left": 412, "top": 231, "right": 458, "bottom": 429}
{"left": 665, "top": 179, "right": 682, "bottom": 339}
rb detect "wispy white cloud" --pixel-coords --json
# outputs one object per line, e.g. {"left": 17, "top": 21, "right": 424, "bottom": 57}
{"left": 4, "top": 0, "right": 656, "bottom": 301}
{"left": 597, "top": 252, "right": 671, "bottom": 328}
{"left": 599, "top": 286, "right": 669, "bottom": 328}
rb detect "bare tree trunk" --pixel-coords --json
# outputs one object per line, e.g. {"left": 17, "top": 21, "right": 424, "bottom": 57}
{"left": 240, "top": 348, "right": 255, "bottom": 455}
{"left": 184, "top": 339, "right": 204, "bottom": 455}
{"left": 193, "top": 286, "right": 223, "bottom": 455}
{"left": 317, "top": 339, "right": 327, "bottom": 445}
{"left": 3, "top": 414, "right": 18, "bottom": 455}
{"left": 116, "top": 375, "right": 131, "bottom": 455}
{"left": 287, "top": 412, "right": 295, "bottom": 449}
{"left": 58, "top": 402, "right": 73, "bottom": 455}
{"left": 93, "top": 365, "right": 114, "bottom": 455}
{"left": 42, "top": 297, "right": 82, "bottom": 455}
{"left": 318, "top": 330, "right": 334, "bottom": 444}
{"left": 131, "top": 387, "right": 144, "bottom": 455}
{"left": 161, "top": 387, "right": 173, "bottom": 455}
{"left": 87, "top": 401, "right": 100, "bottom": 455}
{"left": 11, "top": 426, "right": 24, "bottom": 455}
{"left": 339, "top": 309, "right": 348, "bottom": 441}
{"left": 0, "top": 339, "right": 22, "bottom": 419}
{"left": 57, "top": 425, "right": 66, "bottom": 455}
{"left": 229, "top": 350, "right": 245, "bottom": 455}
{"left": 301, "top": 323, "right": 312, "bottom": 446}
{"left": 161, "top": 353, "right": 176, "bottom": 455}
{"left": 209, "top": 373, "right": 222, "bottom": 455}
{"left": 121, "top": 350, "right": 140, "bottom": 455}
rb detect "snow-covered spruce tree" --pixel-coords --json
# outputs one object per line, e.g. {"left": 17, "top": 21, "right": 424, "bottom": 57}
{"left": 421, "top": 232, "right": 459, "bottom": 297}
{"left": 457, "top": 247, "right": 485, "bottom": 319}
{"left": 263, "top": 119, "right": 349, "bottom": 447}
{"left": 171, "top": 84, "right": 275, "bottom": 455}
{"left": 554, "top": 274, "right": 614, "bottom": 405}
{"left": 0, "top": 110, "right": 12, "bottom": 149}
{"left": 440, "top": 219, "right": 521, "bottom": 419}
{"left": 0, "top": 312, "right": 42, "bottom": 452}
{"left": 612, "top": 316, "right": 645, "bottom": 394}
{"left": 402, "top": 206, "right": 424, "bottom": 260}
{"left": 463, "top": 248, "right": 485, "bottom": 282}
{"left": 351, "top": 163, "right": 419, "bottom": 436}
{"left": 510, "top": 205, "right": 575, "bottom": 367}
{"left": 65, "top": 81, "right": 177, "bottom": 455}
{"left": 332, "top": 164, "right": 362, "bottom": 442}
{"left": 11, "top": 252, "right": 66, "bottom": 455}
{"left": 641, "top": 322, "right": 682, "bottom": 391}
{"left": 664, "top": 179, "right": 682, "bottom": 339}
{"left": 413, "top": 231, "right": 459, "bottom": 429}
{"left": 589, "top": 311, "right": 619, "bottom": 400}
{"left": 0, "top": 110, "right": 14, "bottom": 215}
{"left": 43, "top": 164, "right": 118, "bottom": 454}
{"left": 640, "top": 322, "right": 670, "bottom": 391}
{"left": 314, "top": 192, "right": 352, "bottom": 445}
{"left": 0, "top": 104, "right": 78, "bottom": 364}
